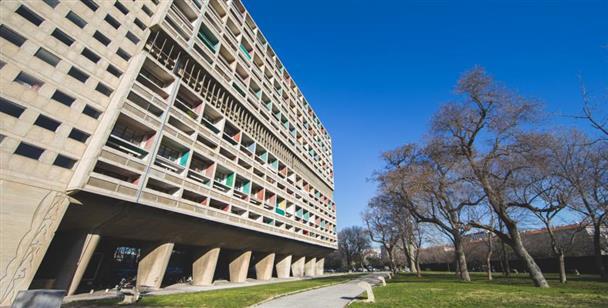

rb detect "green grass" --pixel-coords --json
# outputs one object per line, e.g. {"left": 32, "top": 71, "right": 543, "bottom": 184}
{"left": 69, "top": 274, "right": 363, "bottom": 307}
{"left": 350, "top": 272, "right": 608, "bottom": 308}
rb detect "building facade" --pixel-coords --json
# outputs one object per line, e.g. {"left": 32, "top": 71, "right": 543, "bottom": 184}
{"left": 0, "top": 0, "right": 337, "bottom": 304}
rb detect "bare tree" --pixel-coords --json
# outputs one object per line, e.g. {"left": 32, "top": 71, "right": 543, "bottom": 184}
{"left": 430, "top": 67, "right": 550, "bottom": 287}
{"left": 363, "top": 195, "right": 400, "bottom": 273}
{"left": 577, "top": 80, "right": 608, "bottom": 139}
{"left": 338, "top": 226, "right": 371, "bottom": 272}
{"left": 548, "top": 130, "right": 608, "bottom": 280}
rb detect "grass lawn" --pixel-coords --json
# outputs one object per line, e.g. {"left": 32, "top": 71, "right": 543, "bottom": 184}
{"left": 69, "top": 274, "right": 363, "bottom": 307}
{"left": 350, "top": 272, "right": 608, "bottom": 307}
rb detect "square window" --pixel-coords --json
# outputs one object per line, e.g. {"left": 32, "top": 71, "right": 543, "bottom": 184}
{"left": 0, "top": 97, "right": 26, "bottom": 118}
{"left": 14, "top": 72, "right": 44, "bottom": 89}
{"left": 68, "top": 128, "right": 90, "bottom": 142}
{"left": 35, "top": 48, "right": 61, "bottom": 66}
{"left": 82, "top": 105, "right": 101, "bottom": 119}
{"left": 14, "top": 142, "right": 44, "bottom": 160}
{"left": 95, "top": 83, "right": 113, "bottom": 97}
{"left": 0, "top": 25, "right": 27, "bottom": 47}
{"left": 93, "top": 31, "right": 111, "bottom": 46}
{"left": 51, "top": 28, "right": 74, "bottom": 46}
{"left": 51, "top": 90, "right": 75, "bottom": 107}
{"left": 34, "top": 114, "right": 61, "bottom": 131}
{"left": 141, "top": 4, "right": 153, "bottom": 17}
{"left": 80, "top": 0, "right": 99, "bottom": 11}
{"left": 81, "top": 48, "right": 100, "bottom": 63}
{"left": 114, "top": 1, "right": 129, "bottom": 15}
{"left": 104, "top": 14, "right": 121, "bottom": 29}
{"left": 53, "top": 154, "right": 76, "bottom": 169}
{"left": 134, "top": 18, "right": 146, "bottom": 30}
{"left": 68, "top": 67, "right": 89, "bottom": 83}
{"left": 126, "top": 31, "right": 140, "bottom": 44}
{"left": 106, "top": 64, "right": 122, "bottom": 77}
{"left": 116, "top": 48, "right": 131, "bottom": 61}
{"left": 66, "top": 11, "right": 87, "bottom": 28}
{"left": 43, "top": 0, "right": 60, "bottom": 8}
{"left": 16, "top": 5, "right": 44, "bottom": 26}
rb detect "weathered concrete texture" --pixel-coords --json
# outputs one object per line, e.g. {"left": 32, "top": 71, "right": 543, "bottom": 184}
{"left": 275, "top": 255, "right": 292, "bottom": 279}
{"left": 291, "top": 256, "right": 305, "bottom": 278}
{"left": 192, "top": 247, "right": 220, "bottom": 286}
{"left": 136, "top": 243, "right": 175, "bottom": 289}
{"left": 255, "top": 253, "right": 275, "bottom": 281}
{"left": 229, "top": 251, "right": 252, "bottom": 283}
{"left": 316, "top": 258, "right": 325, "bottom": 276}
{"left": 67, "top": 234, "right": 100, "bottom": 296}
{"left": 305, "top": 257, "right": 317, "bottom": 276}
{"left": 0, "top": 183, "right": 70, "bottom": 306}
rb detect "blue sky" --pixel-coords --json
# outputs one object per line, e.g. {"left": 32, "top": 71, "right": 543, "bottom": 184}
{"left": 243, "top": 0, "right": 608, "bottom": 230}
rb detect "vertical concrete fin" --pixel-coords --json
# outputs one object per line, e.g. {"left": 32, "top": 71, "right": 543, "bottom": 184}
{"left": 67, "top": 234, "right": 101, "bottom": 296}
{"left": 136, "top": 243, "right": 174, "bottom": 289}
{"left": 229, "top": 250, "right": 251, "bottom": 283}
{"left": 275, "top": 255, "right": 292, "bottom": 279}
{"left": 192, "top": 247, "right": 220, "bottom": 286}
{"left": 291, "top": 256, "right": 305, "bottom": 278}
{"left": 255, "top": 253, "right": 275, "bottom": 281}
{"left": 305, "top": 257, "right": 317, "bottom": 277}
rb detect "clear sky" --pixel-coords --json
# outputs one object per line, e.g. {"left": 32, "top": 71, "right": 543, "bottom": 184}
{"left": 243, "top": 0, "right": 608, "bottom": 230}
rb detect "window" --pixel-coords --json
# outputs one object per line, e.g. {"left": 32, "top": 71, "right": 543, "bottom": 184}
{"left": 16, "top": 5, "right": 44, "bottom": 26}
{"left": 141, "top": 4, "right": 153, "bottom": 17}
{"left": 34, "top": 114, "right": 61, "bottom": 132}
{"left": 14, "top": 72, "right": 44, "bottom": 89}
{"left": 53, "top": 154, "right": 76, "bottom": 169}
{"left": 43, "top": 0, "right": 60, "bottom": 8}
{"left": 104, "top": 14, "right": 121, "bottom": 29}
{"left": 106, "top": 64, "right": 122, "bottom": 77}
{"left": 116, "top": 48, "right": 131, "bottom": 61}
{"left": 0, "top": 25, "right": 26, "bottom": 47}
{"left": 114, "top": 1, "right": 129, "bottom": 15}
{"left": 81, "top": 48, "right": 100, "bottom": 63}
{"left": 14, "top": 142, "right": 44, "bottom": 160}
{"left": 95, "top": 83, "right": 113, "bottom": 96}
{"left": 133, "top": 18, "right": 146, "bottom": 30}
{"left": 51, "top": 90, "right": 75, "bottom": 107}
{"left": 93, "top": 31, "right": 111, "bottom": 46}
{"left": 82, "top": 105, "right": 101, "bottom": 119}
{"left": 68, "top": 67, "right": 89, "bottom": 83}
{"left": 126, "top": 31, "right": 140, "bottom": 44}
{"left": 66, "top": 11, "right": 87, "bottom": 28}
{"left": 35, "top": 48, "right": 61, "bottom": 66}
{"left": 80, "top": 0, "right": 98, "bottom": 11}
{"left": 0, "top": 97, "right": 25, "bottom": 118}
{"left": 68, "top": 128, "right": 90, "bottom": 142}
{"left": 51, "top": 28, "right": 74, "bottom": 46}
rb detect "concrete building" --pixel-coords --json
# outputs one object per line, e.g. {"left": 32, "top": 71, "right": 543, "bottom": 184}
{"left": 0, "top": 0, "right": 337, "bottom": 304}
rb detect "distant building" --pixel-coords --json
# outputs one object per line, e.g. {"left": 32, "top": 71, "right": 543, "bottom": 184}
{"left": 0, "top": 0, "right": 337, "bottom": 305}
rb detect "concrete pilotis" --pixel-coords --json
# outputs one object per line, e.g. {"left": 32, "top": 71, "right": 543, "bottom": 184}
{"left": 192, "top": 247, "right": 220, "bottom": 286}
{"left": 67, "top": 234, "right": 101, "bottom": 295}
{"left": 315, "top": 258, "right": 325, "bottom": 276}
{"left": 136, "top": 243, "right": 174, "bottom": 289}
{"left": 255, "top": 253, "right": 275, "bottom": 281}
{"left": 291, "top": 256, "right": 305, "bottom": 277}
{"left": 229, "top": 250, "right": 252, "bottom": 283}
{"left": 305, "top": 257, "right": 317, "bottom": 276}
{"left": 275, "top": 255, "right": 292, "bottom": 279}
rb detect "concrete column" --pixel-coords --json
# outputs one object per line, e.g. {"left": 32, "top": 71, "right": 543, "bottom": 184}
{"left": 291, "top": 256, "right": 305, "bottom": 278}
{"left": 315, "top": 258, "right": 325, "bottom": 276}
{"left": 255, "top": 253, "right": 275, "bottom": 281}
{"left": 192, "top": 247, "right": 220, "bottom": 286}
{"left": 229, "top": 250, "right": 252, "bottom": 283}
{"left": 275, "top": 255, "right": 292, "bottom": 279}
{"left": 67, "top": 234, "right": 101, "bottom": 295}
{"left": 305, "top": 257, "right": 317, "bottom": 277}
{"left": 136, "top": 242, "right": 174, "bottom": 289}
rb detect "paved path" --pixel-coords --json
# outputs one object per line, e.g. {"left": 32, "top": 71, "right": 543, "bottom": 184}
{"left": 256, "top": 273, "right": 387, "bottom": 308}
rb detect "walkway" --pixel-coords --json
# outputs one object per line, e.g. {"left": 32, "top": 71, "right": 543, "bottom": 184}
{"left": 256, "top": 273, "right": 387, "bottom": 308}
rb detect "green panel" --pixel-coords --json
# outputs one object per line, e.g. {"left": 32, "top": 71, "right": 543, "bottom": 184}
{"left": 225, "top": 172, "right": 235, "bottom": 188}
{"left": 275, "top": 208, "right": 285, "bottom": 216}
{"left": 259, "top": 152, "right": 268, "bottom": 162}
{"left": 242, "top": 180, "right": 251, "bottom": 194}
{"left": 239, "top": 44, "right": 252, "bottom": 60}
{"left": 179, "top": 151, "right": 190, "bottom": 167}
{"left": 270, "top": 159, "right": 279, "bottom": 170}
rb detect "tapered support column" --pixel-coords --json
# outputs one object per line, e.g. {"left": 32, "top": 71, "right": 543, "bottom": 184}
{"left": 67, "top": 234, "right": 100, "bottom": 295}
{"left": 291, "top": 256, "right": 305, "bottom": 277}
{"left": 229, "top": 250, "right": 252, "bottom": 283}
{"left": 192, "top": 247, "right": 220, "bottom": 286}
{"left": 315, "top": 258, "right": 325, "bottom": 276}
{"left": 305, "top": 257, "right": 317, "bottom": 277}
{"left": 137, "top": 243, "right": 174, "bottom": 289}
{"left": 275, "top": 255, "right": 292, "bottom": 279}
{"left": 255, "top": 253, "right": 275, "bottom": 281}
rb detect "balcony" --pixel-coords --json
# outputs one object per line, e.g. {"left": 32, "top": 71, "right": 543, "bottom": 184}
{"left": 154, "top": 137, "right": 189, "bottom": 173}
{"left": 201, "top": 105, "right": 224, "bottom": 135}
{"left": 213, "top": 164, "right": 235, "bottom": 192}
{"left": 106, "top": 114, "right": 154, "bottom": 159}
{"left": 187, "top": 153, "right": 215, "bottom": 186}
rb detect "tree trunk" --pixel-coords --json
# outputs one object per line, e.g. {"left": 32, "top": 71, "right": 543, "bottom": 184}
{"left": 592, "top": 223, "right": 608, "bottom": 280}
{"left": 509, "top": 231, "right": 549, "bottom": 287}
{"left": 501, "top": 240, "right": 511, "bottom": 277}
{"left": 415, "top": 258, "right": 422, "bottom": 277}
{"left": 558, "top": 252, "right": 566, "bottom": 284}
{"left": 486, "top": 250, "right": 493, "bottom": 281}
{"left": 454, "top": 239, "right": 471, "bottom": 281}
